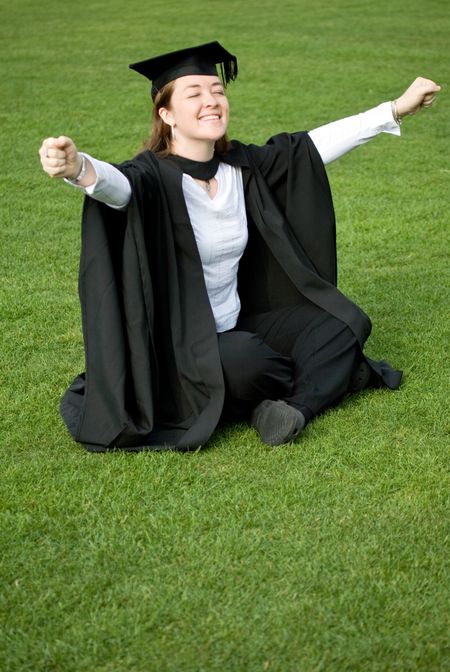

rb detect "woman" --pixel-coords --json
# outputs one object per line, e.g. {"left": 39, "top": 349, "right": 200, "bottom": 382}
{"left": 39, "top": 42, "right": 440, "bottom": 451}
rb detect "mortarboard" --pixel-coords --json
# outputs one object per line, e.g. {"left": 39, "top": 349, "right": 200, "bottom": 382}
{"left": 129, "top": 41, "right": 238, "bottom": 101}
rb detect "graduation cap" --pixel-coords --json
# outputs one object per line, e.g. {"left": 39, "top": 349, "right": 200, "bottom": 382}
{"left": 129, "top": 41, "right": 238, "bottom": 101}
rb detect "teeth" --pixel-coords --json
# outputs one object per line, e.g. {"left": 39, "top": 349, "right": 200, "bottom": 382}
{"left": 201, "top": 115, "right": 220, "bottom": 121}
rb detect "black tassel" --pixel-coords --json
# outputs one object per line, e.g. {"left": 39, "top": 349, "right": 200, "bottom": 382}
{"left": 220, "top": 57, "right": 238, "bottom": 87}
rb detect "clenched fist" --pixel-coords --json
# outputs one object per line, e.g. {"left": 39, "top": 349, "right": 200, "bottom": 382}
{"left": 39, "top": 136, "right": 83, "bottom": 179}
{"left": 395, "top": 77, "right": 441, "bottom": 118}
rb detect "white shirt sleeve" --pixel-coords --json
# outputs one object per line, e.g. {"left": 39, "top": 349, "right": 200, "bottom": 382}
{"left": 64, "top": 153, "right": 132, "bottom": 210}
{"left": 308, "top": 101, "right": 401, "bottom": 165}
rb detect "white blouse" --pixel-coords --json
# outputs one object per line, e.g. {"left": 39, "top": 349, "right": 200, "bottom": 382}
{"left": 182, "top": 163, "right": 248, "bottom": 331}
{"left": 67, "top": 101, "right": 400, "bottom": 331}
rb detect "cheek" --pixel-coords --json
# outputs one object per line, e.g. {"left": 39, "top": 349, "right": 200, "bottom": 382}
{"left": 169, "top": 97, "right": 195, "bottom": 123}
{"left": 180, "top": 101, "right": 201, "bottom": 123}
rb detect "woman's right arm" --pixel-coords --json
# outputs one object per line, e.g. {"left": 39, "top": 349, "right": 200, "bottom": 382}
{"left": 39, "top": 136, "right": 132, "bottom": 210}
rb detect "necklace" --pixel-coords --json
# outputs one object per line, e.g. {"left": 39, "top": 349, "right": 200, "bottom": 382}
{"left": 193, "top": 177, "right": 214, "bottom": 194}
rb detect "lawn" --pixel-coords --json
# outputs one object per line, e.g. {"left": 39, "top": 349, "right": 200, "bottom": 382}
{"left": 1, "top": 0, "right": 449, "bottom": 670}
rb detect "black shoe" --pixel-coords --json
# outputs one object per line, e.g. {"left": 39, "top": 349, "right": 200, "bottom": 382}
{"left": 251, "top": 400, "right": 306, "bottom": 446}
{"left": 348, "top": 361, "right": 371, "bottom": 393}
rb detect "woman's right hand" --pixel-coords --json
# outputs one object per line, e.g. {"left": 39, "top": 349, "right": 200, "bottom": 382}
{"left": 39, "top": 136, "right": 82, "bottom": 179}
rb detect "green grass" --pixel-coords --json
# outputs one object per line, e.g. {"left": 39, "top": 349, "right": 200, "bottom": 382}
{"left": 1, "top": 0, "right": 449, "bottom": 670}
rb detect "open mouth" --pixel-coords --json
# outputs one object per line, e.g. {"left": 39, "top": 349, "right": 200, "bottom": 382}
{"left": 199, "top": 114, "right": 221, "bottom": 122}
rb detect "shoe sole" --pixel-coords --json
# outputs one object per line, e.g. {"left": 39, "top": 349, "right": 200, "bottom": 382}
{"left": 251, "top": 400, "right": 305, "bottom": 446}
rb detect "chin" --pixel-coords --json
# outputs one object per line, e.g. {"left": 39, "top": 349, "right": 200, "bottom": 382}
{"left": 201, "top": 128, "right": 227, "bottom": 142}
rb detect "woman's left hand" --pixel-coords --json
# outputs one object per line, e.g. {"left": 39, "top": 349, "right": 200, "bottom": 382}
{"left": 395, "top": 77, "right": 441, "bottom": 118}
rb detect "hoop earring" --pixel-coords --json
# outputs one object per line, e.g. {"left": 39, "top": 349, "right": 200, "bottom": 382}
{"left": 170, "top": 125, "right": 176, "bottom": 142}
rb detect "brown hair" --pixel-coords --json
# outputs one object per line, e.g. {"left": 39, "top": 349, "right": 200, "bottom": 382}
{"left": 143, "top": 80, "right": 230, "bottom": 157}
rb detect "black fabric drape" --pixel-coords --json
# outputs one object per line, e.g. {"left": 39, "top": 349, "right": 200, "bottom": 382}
{"left": 61, "top": 152, "right": 224, "bottom": 451}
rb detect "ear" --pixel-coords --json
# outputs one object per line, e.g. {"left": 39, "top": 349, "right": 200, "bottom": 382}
{"left": 158, "top": 107, "right": 175, "bottom": 127}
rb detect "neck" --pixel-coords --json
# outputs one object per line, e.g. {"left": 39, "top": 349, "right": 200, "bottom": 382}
{"left": 171, "top": 138, "right": 215, "bottom": 162}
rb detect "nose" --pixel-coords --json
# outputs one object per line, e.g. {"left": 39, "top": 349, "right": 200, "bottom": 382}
{"left": 202, "top": 90, "right": 219, "bottom": 107}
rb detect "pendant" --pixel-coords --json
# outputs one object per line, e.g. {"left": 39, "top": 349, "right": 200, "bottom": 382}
{"left": 204, "top": 179, "right": 211, "bottom": 193}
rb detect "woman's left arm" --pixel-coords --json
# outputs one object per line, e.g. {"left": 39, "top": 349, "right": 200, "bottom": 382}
{"left": 308, "top": 77, "right": 441, "bottom": 165}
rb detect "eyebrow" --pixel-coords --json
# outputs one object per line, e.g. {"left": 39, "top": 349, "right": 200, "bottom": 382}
{"left": 183, "top": 82, "right": 224, "bottom": 91}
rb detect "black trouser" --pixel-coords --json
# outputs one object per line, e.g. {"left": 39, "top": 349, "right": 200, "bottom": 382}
{"left": 218, "top": 304, "right": 364, "bottom": 425}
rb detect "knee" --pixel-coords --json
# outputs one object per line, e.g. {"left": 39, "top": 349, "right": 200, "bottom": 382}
{"left": 220, "top": 331, "right": 266, "bottom": 388}
{"left": 219, "top": 331, "right": 292, "bottom": 400}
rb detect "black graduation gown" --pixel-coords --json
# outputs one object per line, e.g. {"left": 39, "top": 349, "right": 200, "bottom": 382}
{"left": 61, "top": 131, "right": 401, "bottom": 452}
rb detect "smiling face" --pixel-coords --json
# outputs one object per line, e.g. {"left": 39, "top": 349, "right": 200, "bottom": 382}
{"left": 158, "top": 74, "right": 229, "bottom": 155}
